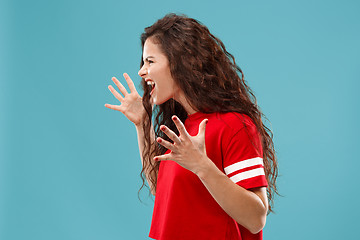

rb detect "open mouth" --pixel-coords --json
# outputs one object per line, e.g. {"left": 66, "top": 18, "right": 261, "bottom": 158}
{"left": 147, "top": 81, "right": 155, "bottom": 95}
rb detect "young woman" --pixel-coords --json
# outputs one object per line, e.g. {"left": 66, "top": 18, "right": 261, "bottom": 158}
{"left": 105, "top": 13, "right": 278, "bottom": 240}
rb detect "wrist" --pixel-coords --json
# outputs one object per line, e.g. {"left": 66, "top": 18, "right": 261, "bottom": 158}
{"left": 134, "top": 119, "right": 145, "bottom": 129}
{"left": 195, "top": 156, "right": 218, "bottom": 180}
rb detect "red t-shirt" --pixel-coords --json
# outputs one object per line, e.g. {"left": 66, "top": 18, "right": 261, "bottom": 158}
{"left": 149, "top": 112, "right": 268, "bottom": 240}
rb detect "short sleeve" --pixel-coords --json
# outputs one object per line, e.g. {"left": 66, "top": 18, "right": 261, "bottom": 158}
{"left": 223, "top": 122, "right": 268, "bottom": 189}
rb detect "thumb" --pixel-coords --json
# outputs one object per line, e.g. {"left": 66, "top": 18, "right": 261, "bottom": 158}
{"left": 198, "top": 119, "right": 208, "bottom": 138}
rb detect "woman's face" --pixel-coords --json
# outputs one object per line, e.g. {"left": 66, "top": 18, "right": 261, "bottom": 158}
{"left": 138, "top": 38, "right": 181, "bottom": 105}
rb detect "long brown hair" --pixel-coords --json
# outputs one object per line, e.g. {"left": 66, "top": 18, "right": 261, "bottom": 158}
{"left": 139, "top": 13, "right": 279, "bottom": 213}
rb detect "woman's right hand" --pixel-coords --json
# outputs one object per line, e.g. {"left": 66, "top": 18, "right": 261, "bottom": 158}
{"left": 105, "top": 73, "right": 145, "bottom": 127}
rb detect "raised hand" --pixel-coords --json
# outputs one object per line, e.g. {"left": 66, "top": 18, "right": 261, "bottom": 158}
{"left": 105, "top": 73, "right": 144, "bottom": 126}
{"left": 154, "top": 115, "right": 210, "bottom": 175}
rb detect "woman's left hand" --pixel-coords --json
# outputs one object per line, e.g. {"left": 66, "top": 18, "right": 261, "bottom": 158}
{"left": 154, "top": 115, "right": 210, "bottom": 175}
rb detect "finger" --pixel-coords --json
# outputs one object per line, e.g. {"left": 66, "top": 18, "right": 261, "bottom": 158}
{"left": 197, "top": 119, "right": 208, "bottom": 138}
{"left": 112, "top": 76, "right": 129, "bottom": 96}
{"left": 108, "top": 85, "right": 124, "bottom": 102}
{"left": 160, "top": 125, "right": 181, "bottom": 145}
{"left": 172, "top": 115, "right": 189, "bottom": 139}
{"left": 123, "top": 73, "right": 137, "bottom": 93}
{"left": 156, "top": 137, "right": 176, "bottom": 152}
{"left": 154, "top": 153, "right": 173, "bottom": 162}
{"left": 104, "top": 103, "right": 123, "bottom": 112}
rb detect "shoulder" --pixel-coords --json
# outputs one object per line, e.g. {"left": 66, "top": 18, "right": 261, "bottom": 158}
{"left": 185, "top": 111, "right": 258, "bottom": 137}
{"left": 212, "top": 112, "right": 257, "bottom": 134}
{"left": 217, "top": 113, "right": 263, "bottom": 158}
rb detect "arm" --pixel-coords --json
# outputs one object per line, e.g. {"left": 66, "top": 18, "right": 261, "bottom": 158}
{"left": 196, "top": 158, "right": 268, "bottom": 234}
{"left": 135, "top": 123, "right": 157, "bottom": 195}
{"left": 105, "top": 73, "right": 156, "bottom": 195}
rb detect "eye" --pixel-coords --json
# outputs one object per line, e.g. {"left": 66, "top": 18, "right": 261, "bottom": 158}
{"left": 148, "top": 60, "right": 154, "bottom": 64}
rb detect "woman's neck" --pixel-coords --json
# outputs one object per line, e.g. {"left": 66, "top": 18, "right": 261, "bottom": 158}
{"left": 174, "top": 92, "right": 198, "bottom": 115}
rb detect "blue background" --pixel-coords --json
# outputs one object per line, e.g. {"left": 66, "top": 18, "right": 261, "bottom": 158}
{"left": 1, "top": 0, "right": 359, "bottom": 239}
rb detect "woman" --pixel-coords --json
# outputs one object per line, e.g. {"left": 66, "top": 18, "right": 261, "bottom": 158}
{"left": 105, "top": 13, "right": 278, "bottom": 240}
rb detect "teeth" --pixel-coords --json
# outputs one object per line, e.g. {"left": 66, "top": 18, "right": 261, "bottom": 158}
{"left": 146, "top": 81, "right": 155, "bottom": 86}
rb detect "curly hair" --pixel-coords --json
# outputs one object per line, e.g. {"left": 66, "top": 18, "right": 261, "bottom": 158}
{"left": 139, "top": 13, "right": 279, "bottom": 213}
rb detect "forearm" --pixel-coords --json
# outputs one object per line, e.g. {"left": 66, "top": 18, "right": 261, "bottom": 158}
{"left": 135, "top": 123, "right": 157, "bottom": 195}
{"left": 196, "top": 157, "right": 268, "bottom": 234}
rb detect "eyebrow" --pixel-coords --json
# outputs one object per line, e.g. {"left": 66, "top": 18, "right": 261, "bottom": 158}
{"left": 144, "top": 56, "right": 155, "bottom": 62}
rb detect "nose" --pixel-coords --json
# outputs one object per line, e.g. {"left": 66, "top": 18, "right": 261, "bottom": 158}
{"left": 138, "top": 65, "right": 147, "bottom": 78}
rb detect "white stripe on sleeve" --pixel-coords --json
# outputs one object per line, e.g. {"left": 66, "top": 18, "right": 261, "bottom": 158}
{"left": 229, "top": 168, "right": 265, "bottom": 183}
{"left": 224, "top": 157, "right": 264, "bottom": 175}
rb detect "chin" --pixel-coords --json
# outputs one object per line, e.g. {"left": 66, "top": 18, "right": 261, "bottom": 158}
{"left": 152, "top": 97, "right": 158, "bottom": 105}
{"left": 153, "top": 96, "right": 171, "bottom": 105}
